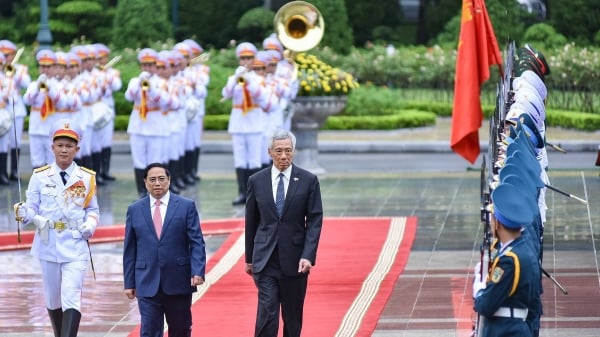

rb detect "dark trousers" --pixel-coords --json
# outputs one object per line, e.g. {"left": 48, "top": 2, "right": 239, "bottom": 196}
{"left": 137, "top": 289, "right": 192, "bottom": 337}
{"left": 253, "top": 253, "right": 308, "bottom": 337}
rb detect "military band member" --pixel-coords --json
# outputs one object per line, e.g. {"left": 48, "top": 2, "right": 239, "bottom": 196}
{"left": 263, "top": 34, "right": 298, "bottom": 131}
{"left": 0, "top": 53, "right": 12, "bottom": 184}
{"left": 69, "top": 45, "right": 95, "bottom": 173}
{"left": 0, "top": 39, "right": 30, "bottom": 182}
{"left": 14, "top": 119, "right": 99, "bottom": 337}
{"left": 175, "top": 39, "right": 210, "bottom": 185}
{"left": 157, "top": 50, "right": 185, "bottom": 194}
{"left": 222, "top": 42, "right": 266, "bottom": 205}
{"left": 94, "top": 43, "right": 122, "bottom": 182}
{"left": 253, "top": 50, "right": 281, "bottom": 169}
{"left": 125, "top": 48, "right": 172, "bottom": 197}
{"left": 183, "top": 39, "right": 209, "bottom": 183}
{"left": 23, "top": 49, "right": 67, "bottom": 169}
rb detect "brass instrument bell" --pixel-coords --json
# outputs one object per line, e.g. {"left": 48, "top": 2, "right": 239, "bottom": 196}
{"left": 274, "top": 1, "right": 324, "bottom": 53}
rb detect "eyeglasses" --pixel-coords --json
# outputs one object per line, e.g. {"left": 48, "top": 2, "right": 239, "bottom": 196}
{"left": 147, "top": 176, "right": 168, "bottom": 184}
{"left": 272, "top": 148, "right": 294, "bottom": 156}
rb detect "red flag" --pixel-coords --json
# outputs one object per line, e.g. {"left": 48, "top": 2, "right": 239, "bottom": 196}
{"left": 450, "top": 0, "right": 503, "bottom": 164}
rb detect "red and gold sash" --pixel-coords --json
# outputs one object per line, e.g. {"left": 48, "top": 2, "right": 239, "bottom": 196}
{"left": 40, "top": 93, "right": 54, "bottom": 120}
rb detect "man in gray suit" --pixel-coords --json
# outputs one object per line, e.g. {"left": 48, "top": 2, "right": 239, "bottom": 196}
{"left": 245, "top": 129, "right": 323, "bottom": 337}
{"left": 123, "top": 162, "right": 206, "bottom": 337}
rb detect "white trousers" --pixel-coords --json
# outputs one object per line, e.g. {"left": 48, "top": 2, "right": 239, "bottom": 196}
{"left": 130, "top": 134, "right": 168, "bottom": 169}
{"left": 29, "top": 135, "right": 53, "bottom": 168}
{"left": 231, "top": 132, "right": 262, "bottom": 169}
{"left": 39, "top": 259, "right": 87, "bottom": 311}
{"left": 8, "top": 116, "right": 24, "bottom": 149}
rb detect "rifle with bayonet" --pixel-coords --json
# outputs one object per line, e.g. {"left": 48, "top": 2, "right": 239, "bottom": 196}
{"left": 472, "top": 41, "right": 514, "bottom": 337}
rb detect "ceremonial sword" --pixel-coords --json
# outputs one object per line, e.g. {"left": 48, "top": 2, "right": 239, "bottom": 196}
{"left": 11, "top": 98, "right": 22, "bottom": 243}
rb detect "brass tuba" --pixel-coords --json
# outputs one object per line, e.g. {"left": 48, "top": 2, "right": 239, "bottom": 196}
{"left": 274, "top": 1, "right": 324, "bottom": 53}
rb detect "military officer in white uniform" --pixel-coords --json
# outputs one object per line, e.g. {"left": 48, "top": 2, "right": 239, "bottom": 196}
{"left": 14, "top": 118, "right": 99, "bottom": 337}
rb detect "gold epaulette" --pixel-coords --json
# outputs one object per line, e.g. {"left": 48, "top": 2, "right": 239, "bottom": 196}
{"left": 80, "top": 166, "right": 96, "bottom": 175}
{"left": 33, "top": 165, "right": 50, "bottom": 173}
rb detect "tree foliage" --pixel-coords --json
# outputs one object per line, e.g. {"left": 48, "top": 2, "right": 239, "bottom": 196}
{"left": 432, "top": 0, "right": 530, "bottom": 48}
{"left": 175, "top": 0, "right": 262, "bottom": 48}
{"left": 547, "top": 0, "right": 600, "bottom": 45}
{"left": 344, "top": 0, "right": 401, "bottom": 46}
{"left": 237, "top": 7, "right": 275, "bottom": 45}
{"left": 112, "top": 0, "right": 172, "bottom": 49}
{"left": 308, "top": 0, "right": 353, "bottom": 54}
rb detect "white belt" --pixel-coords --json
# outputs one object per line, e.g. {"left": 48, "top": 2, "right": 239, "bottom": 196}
{"left": 493, "top": 307, "right": 528, "bottom": 321}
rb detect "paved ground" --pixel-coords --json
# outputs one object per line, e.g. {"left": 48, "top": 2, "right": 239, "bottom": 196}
{"left": 0, "top": 119, "right": 598, "bottom": 337}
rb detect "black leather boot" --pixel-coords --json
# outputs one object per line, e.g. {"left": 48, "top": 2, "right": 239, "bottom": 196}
{"left": 169, "top": 160, "right": 186, "bottom": 190}
{"left": 183, "top": 150, "right": 196, "bottom": 185}
{"left": 101, "top": 147, "right": 116, "bottom": 181}
{"left": 9, "top": 148, "right": 19, "bottom": 181}
{"left": 231, "top": 168, "right": 248, "bottom": 205}
{"left": 92, "top": 152, "right": 105, "bottom": 185}
{"left": 0, "top": 152, "right": 9, "bottom": 185}
{"left": 134, "top": 168, "right": 147, "bottom": 198}
{"left": 60, "top": 308, "right": 81, "bottom": 337}
{"left": 47, "top": 308, "right": 63, "bottom": 337}
{"left": 193, "top": 147, "right": 201, "bottom": 181}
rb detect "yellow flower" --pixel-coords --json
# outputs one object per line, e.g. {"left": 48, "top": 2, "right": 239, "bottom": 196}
{"left": 294, "top": 53, "right": 358, "bottom": 97}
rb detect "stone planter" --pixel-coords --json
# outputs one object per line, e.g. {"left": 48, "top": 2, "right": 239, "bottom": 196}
{"left": 291, "top": 96, "right": 348, "bottom": 175}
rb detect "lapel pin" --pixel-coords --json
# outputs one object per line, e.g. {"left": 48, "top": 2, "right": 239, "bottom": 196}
{"left": 293, "top": 177, "right": 299, "bottom": 182}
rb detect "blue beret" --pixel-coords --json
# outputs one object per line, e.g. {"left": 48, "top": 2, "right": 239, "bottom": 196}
{"left": 519, "top": 113, "right": 544, "bottom": 148}
{"left": 514, "top": 129, "right": 536, "bottom": 157}
{"left": 500, "top": 159, "right": 544, "bottom": 190}
{"left": 491, "top": 183, "right": 535, "bottom": 229}
{"left": 501, "top": 173, "right": 537, "bottom": 197}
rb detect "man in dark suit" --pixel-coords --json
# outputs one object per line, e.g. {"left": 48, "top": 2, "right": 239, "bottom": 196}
{"left": 245, "top": 129, "right": 323, "bottom": 337}
{"left": 123, "top": 162, "right": 206, "bottom": 337}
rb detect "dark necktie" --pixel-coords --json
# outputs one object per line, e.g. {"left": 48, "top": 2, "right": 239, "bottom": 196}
{"left": 275, "top": 172, "right": 285, "bottom": 216}
{"left": 60, "top": 171, "right": 67, "bottom": 185}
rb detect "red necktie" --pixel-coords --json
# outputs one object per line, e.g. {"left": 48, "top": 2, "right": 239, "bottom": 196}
{"left": 153, "top": 199, "right": 162, "bottom": 238}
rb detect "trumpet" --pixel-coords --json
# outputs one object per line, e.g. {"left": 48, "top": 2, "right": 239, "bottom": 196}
{"left": 189, "top": 53, "right": 210, "bottom": 66}
{"left": 39, "top": 82, "right": 47, "bottom": 92}
{"left": 5, "top": 47, "right": 24, "bottom": 77}
{"left": 99, "top": 55, "right": 122, "bottom": 70}
{"left": 141, "top": 80, "right": 150, "bottom": 91}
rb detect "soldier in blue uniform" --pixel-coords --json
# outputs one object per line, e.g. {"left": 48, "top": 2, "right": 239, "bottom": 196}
{"left": 473, "top": 182, "right": 541, "bottom": 337}
{"left": 14, "top": 119, "right": 99, "bottom": 337}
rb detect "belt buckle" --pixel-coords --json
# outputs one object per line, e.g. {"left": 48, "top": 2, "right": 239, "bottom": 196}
{"left": 54, "top": 221, "right": 66, "bottom": 233}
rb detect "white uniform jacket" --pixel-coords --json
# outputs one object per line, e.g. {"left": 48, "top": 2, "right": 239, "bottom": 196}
{"left": 24, "top": 163, "right": 99, "bottom": 262}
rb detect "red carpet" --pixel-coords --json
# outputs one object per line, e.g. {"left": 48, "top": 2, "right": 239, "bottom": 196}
{"left": 186, "top": 216, "right": 416, "bottom": 337}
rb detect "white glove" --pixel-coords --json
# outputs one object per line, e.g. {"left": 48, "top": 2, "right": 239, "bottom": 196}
{"left": 78, "top": 220, "right": 95, "bottom": 240}
{"left": 234, "top": 65, "right": 247, "bottom": 77}
{"left": 139, "top": 71, "right": 151, "bottom": 80}
{"left": 32, "top": 215, "right": 50, "bottom": 230}
{"left": 37, "top": 73, "right": 47, "bottom": 84}
{"left": 32, "top": 215, "right": 50, "bottom": 243}
{"left": 13, "top": 203, "right": 27, "bottom": 222}
{"left": 472, "top": 262, "right": 487, "bottom": 298}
